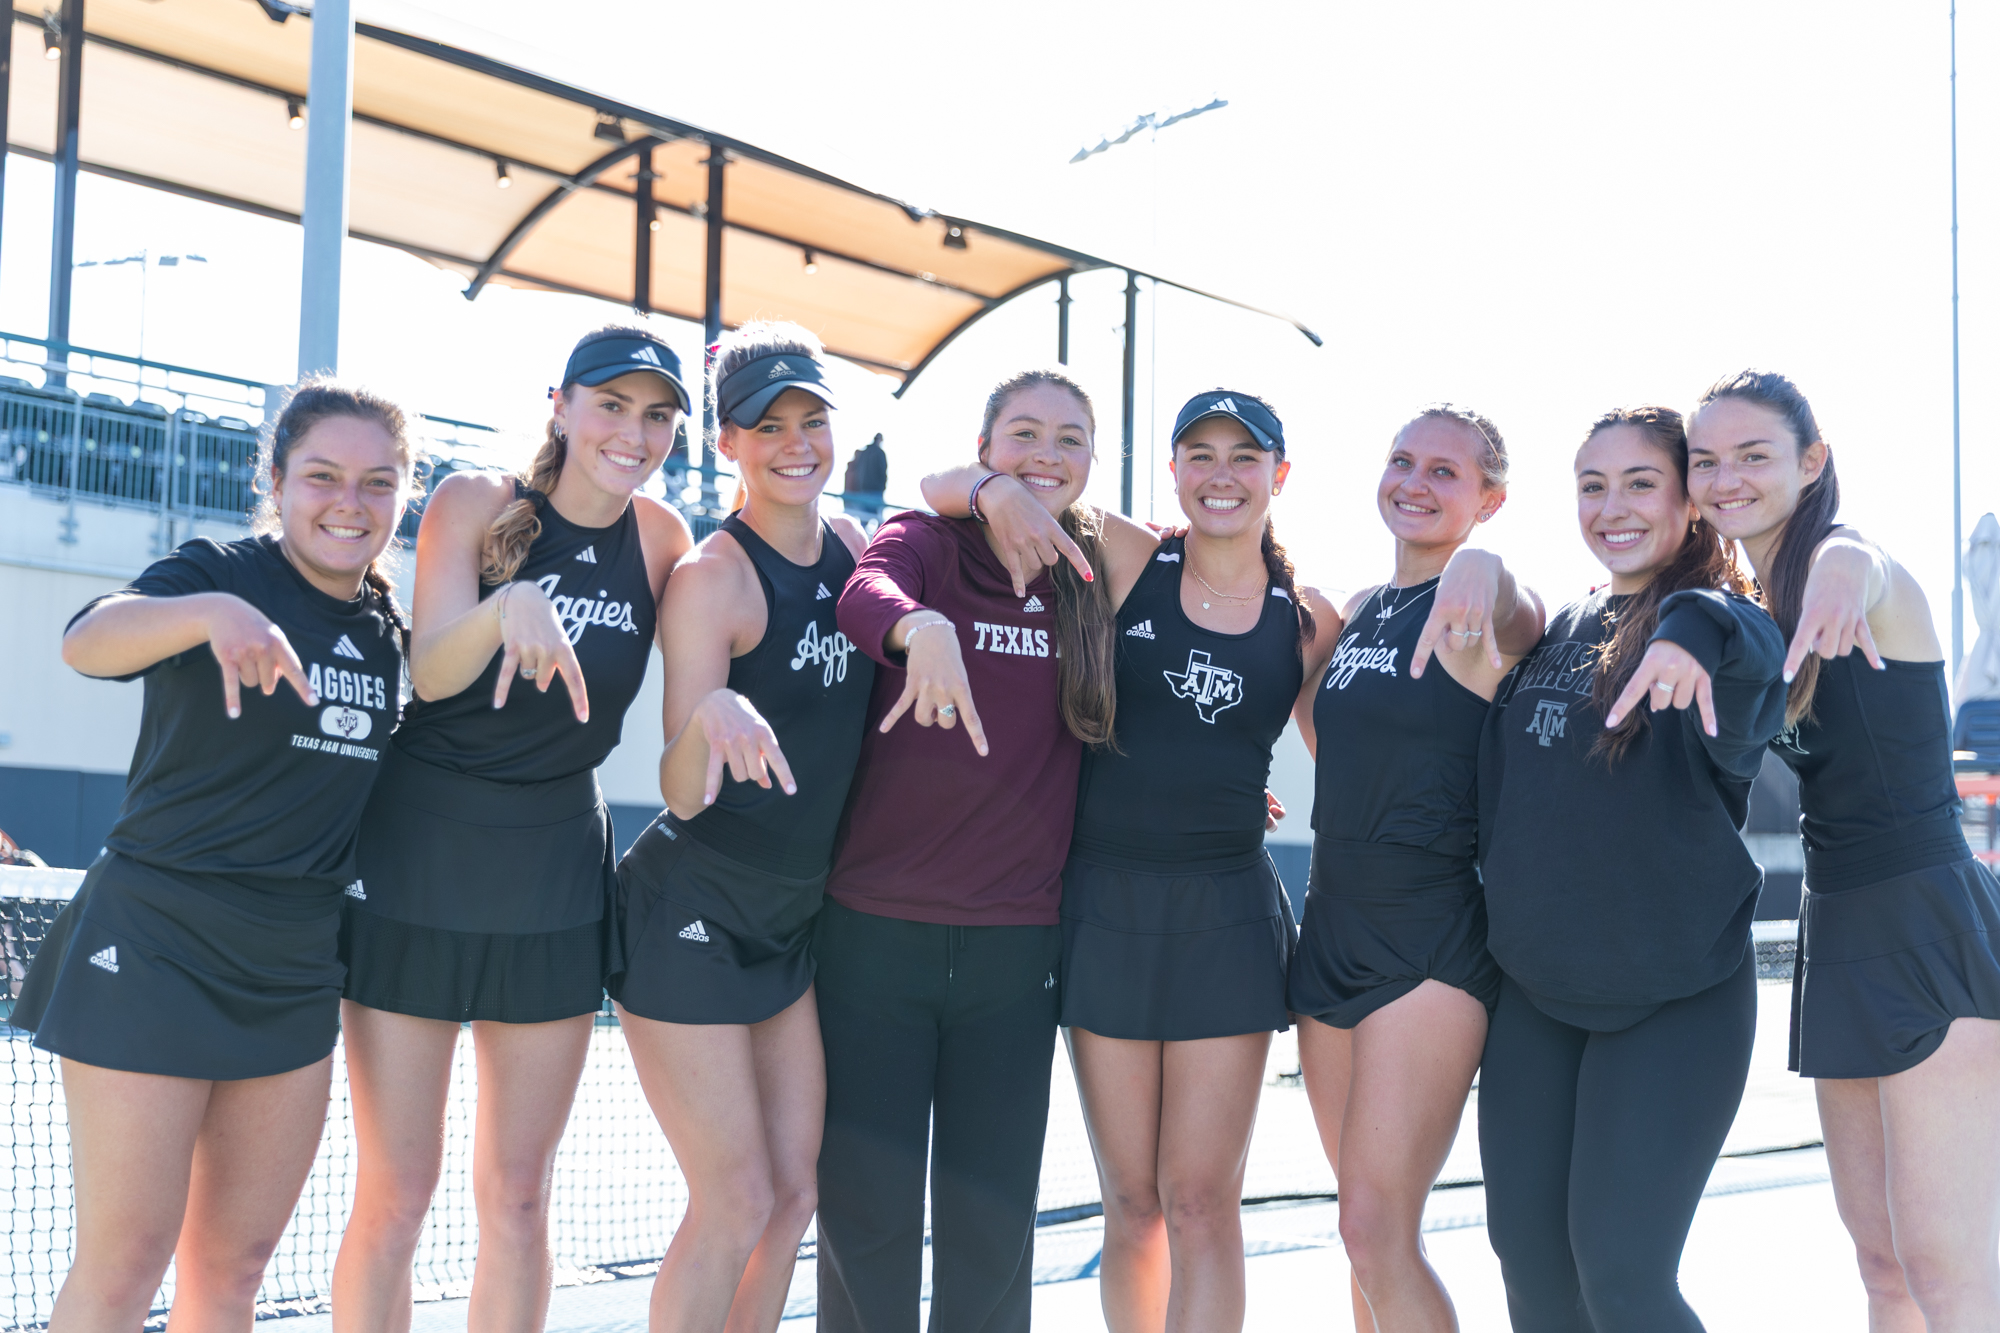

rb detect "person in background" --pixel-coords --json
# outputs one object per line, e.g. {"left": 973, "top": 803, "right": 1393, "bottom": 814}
{"left": 1476, "top": 405, "right": 1786, "bottom": 1331}
{"left": 842, "top": 432, "right": 888, "bottom": 527}
{"left": 1291, "top": 403, "right": 1542, "bottom": 1332}
{"left": 16, "top": 379, "right": 412, "bottom": 1331}
{"left": 1689, "top": 369, "right": 2000, "bottom": 1329}
{"left": 333, "top": 326, "right": 692, "bottom": 1332}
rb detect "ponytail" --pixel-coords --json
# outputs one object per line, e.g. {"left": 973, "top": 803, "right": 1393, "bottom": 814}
{"left": 481, "top": 420, "right": 565, "bottom": 585}
{"left": 1259, "top": 519, "right": 1315, "bottom": 654}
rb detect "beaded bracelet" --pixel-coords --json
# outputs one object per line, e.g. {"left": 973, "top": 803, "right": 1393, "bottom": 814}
{"left": 903, "top": 618, "right": 955, "bottom": 650}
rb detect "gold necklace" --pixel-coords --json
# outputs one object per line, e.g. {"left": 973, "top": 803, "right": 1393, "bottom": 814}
{"left": 1188, "top": 564, "right": 1262, "bottom": 611}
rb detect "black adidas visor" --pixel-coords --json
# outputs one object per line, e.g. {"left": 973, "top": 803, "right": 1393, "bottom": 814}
{"left": 1170, "top": 390, "right": 1284, "bottom": 453}
{"left": 717, "top": 352, "right": 835, "bottom": 428}
{"left": 563, "top": 334, "right": 690, "bottom": 412}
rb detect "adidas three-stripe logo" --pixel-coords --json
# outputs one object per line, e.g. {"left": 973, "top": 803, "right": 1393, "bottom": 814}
{"left": 1023, "top": 595, "right": 1045, "bottom": 613}
{"left": 333, "top": 634, "right": 365, "bottom": 660}
{"left": 575, "top": 545, "right": 598, "bottom": 564}
{"left": 630, "top": 345, "right": 663, "bottom": 366}
{"left": 89, "top": 946, "right": 119, "bottom": 973}
{"left": 1126, "top": 619, "right": 1156, "bottom": 639}
{"left": 678, "top": 920, "right": 711, "bottom": 943}
{"left": 815, "top": 582, "right": 834, "bottom": 600}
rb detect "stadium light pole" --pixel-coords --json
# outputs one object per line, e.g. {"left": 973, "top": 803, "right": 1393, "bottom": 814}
{"left": 45, "top": 0, "right": 83, "bottom": 389}
{"left": 298, "top": 0, "right": 353, "bottom": 378}
{"left": 1951, "top": 1, "right": 1965, "bottom": 681}
{"left": 1071, "top": 97, "right": 1228, "bottom": 516}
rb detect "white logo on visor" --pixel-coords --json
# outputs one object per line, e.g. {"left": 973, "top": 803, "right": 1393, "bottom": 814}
{"left": 1212, "top": 397, "right": 1238, "bottom": 414}
{"left": 320, "top": 706, "right": 373, "bottom": 741}
{"left": 630, "top": 345, "right": 663, "bottom": 366}
{"left": 767, "top": 360, "right": 796, "bottom": 379}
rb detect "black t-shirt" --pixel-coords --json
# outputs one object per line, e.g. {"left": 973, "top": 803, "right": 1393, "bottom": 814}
{"left": 1478, "top": 587, "right": 1786, "bottom": 1015}
{"left": 394, "top": 499, "right": 657, "bottom": 783}
{"left": 76, "top": 536, "right": 404, "bottom": 887}
{"left": 677, "top": 515, "right": 875, "bottom": 877}
{"left": 1072, "top": 537, "right": 1303, "bottom": 867}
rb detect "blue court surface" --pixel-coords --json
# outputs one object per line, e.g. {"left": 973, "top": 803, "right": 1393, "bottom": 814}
{"left": 270, "top": 977, "right": 1868, "bottom": 1331}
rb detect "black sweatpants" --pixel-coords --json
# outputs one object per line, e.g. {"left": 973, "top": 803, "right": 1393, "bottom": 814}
{"left": 814, "top": 899, "right": 1063, "bottom": 1333}
{"left": 1477, "top": 947, "right": 1756, "bottom": 1332}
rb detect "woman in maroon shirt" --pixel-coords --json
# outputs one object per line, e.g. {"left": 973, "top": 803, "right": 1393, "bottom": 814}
{"left": 819, "top": 369, "right": 1156, "bottom": 1332}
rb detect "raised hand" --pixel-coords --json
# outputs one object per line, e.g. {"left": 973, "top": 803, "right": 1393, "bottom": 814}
{"left": 976, "top": 473, "right": 1093, "bottom": 598}
{"left": 1605, "top": 639, "right": 1716, "bottom": 738}
{"left": 1784, "top": 544, "right": 1884, "bottom": 682}
{"left": 1412, "top": 549, "right": 1506, "bottom": 677}
{"left": 204, "top": 595, "right": 317, "bottom": 719}
{"left": 879, "top": 615, "right": 988, "bottom": 756}
{"left": 689, "top": 688, "right": 796, "bottom": 805}
{"left": 491, "top": 581, "right": 590, "bottom": 722}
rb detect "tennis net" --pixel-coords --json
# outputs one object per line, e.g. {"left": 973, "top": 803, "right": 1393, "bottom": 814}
{"left": 0, "top": 866, "right": 1807, "bottom": 1328}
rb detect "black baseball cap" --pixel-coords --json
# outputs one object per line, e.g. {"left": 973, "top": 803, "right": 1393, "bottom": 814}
{"left": 1171, "top": 390, "right": 1284, "bottom": 453}
{"left": 562, "top": 332, "right": 690, "bottom": 412}
{"left": 717, "top": 352, "right": 836, "bottom": 428}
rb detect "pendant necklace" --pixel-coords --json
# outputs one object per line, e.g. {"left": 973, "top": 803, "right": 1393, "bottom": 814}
{"left": 1372, "top": 579, "right": 1437, "bottom": 643}
{"left": 1189, "top": 564, "right": 1260, "bottom": 611}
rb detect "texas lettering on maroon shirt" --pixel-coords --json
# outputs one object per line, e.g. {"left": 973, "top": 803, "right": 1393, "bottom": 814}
{"left": 830, "top": 513, "right": 1082, "bottom": 927}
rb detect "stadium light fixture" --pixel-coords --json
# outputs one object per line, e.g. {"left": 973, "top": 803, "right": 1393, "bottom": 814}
{"left": 495, "top": 159, "right": 512, "bottom": 189}
{"left": 594, "top": 113, "right": 627, "bottom": 144}
{"left": 802, "top": 248, "right": 818, "bottom": 274}
{"left": 287, "top": 99, "right": 305, "bottom": 130}
{"left": 1071, "top": 96, "right": 1228, "bottom": 163}
{"left": 942, "top": 225, "right": 967, "bottom": 250}
{"left": 41, "top": 11, "right": 60, "bottom": 60}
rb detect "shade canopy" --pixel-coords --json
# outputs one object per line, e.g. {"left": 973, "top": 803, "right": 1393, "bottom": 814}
{"left": 5, "top": 0, "right": 1319, "bottom": 386}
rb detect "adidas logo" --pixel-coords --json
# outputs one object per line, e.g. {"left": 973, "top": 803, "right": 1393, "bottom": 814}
{"left": 630, "top": 345, "right": 663, "bottom": 366}
{"left": 344, "top": 880, "right": 366, "bottom": 900}
{"left": 816, "top": 582, "right": 834, "bottom": 600}
{"left": 1213, "top": 396, "right": 1238, "bottom": 414}
{"left": 1044, "top": 973, "right": 1055, "bottom": 990}
{"left": 767, "top": 360, "right": 796, "bottom": 379}
{"left": 678, "top": 919, "right": 711, "bottom": 943}
{"left": 332, "top": 634, "right": 365, "bottom": 660}
{"left": 1023, "top": 595, "right": 1045, "bottom": 613}
{"left": 1126, "top": 619, "right": 1156, "bottom": 639}
{"left": 1156, "top": 551, "right": 1181, "bottom": 563}
{"left": 88, "top": 946, "right": 119, "bottom": 973}
{"left": 575, "top": 545, "right": 598, "bottom": 564}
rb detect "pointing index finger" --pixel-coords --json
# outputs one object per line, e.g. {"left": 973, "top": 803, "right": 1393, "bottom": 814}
{"left": 1054, "top": 528, "right": 1094, "bottom": 585}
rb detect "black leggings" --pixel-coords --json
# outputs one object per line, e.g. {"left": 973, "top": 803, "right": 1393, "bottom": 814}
{"left": 1477, "top": 948, "right": 1756, "bottom": 1332}
{"left": 813, "top": 899, "right": 1062, "bottom": 1333}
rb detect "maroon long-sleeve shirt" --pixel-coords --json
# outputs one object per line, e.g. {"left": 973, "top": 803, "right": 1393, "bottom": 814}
{"left": 830, "top": 512, "right": 1082, "bottom": 926}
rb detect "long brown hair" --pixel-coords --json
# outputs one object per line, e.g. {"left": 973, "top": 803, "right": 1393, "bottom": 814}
{"left": 976, "top": 369, "right": 1117, "bottom": 746}
{"left": 1583, "top": 405, "right": 1753, "bottom": 762}
{"left": 481, "top": 323, "right": 656, "bottom": 585}
{"left": 252, "top": 376, "right": 413, "bottom": 638}
{"left": 1696, "top": 369, "right": 1836, "bottom": 728}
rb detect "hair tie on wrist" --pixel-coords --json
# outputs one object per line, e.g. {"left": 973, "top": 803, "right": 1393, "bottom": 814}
{"left": 968, "top": 470, "right": 1003, "bottom": 524}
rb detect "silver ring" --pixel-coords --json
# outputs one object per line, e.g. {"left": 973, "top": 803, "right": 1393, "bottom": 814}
{"left": 521, "top": 666, "right": 538, "bottom": 679}
{"left": 1654, "top": 680, "right": 1673, "bottom": 693}
{"left": 1461, "top": 628, "right": 1483, "bottom": 639}
{"left": 938, "top": 704, "right": 958, "bottom": 720}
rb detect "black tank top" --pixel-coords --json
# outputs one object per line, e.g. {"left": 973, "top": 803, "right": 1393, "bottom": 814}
{"left": 677, "top": 515, "right": 876, "bottom": 877}
{"left": 86, "top": 536, "right": 404, "bottom": 887}
{"left": 1310, "top": 577, "right": 1488, "bottom": 860}
{"left": 395, "top": 493, "right": 657, "bottom": 783}
{"left": 1770, "top": 654, "right": 1970, "bottom": 890}
{"left": 1071, "top": 536, "right": 1304, "bottom": 868}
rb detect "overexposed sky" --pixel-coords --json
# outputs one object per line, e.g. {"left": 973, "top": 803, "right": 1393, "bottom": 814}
{"left": 2, "top": 0, "right": 1994, "bottom": 669}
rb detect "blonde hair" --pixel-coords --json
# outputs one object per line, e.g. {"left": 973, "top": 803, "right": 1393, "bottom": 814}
{"left": 1394, "top": 402, "right": 1509, "bottom": 489}
{"left": 712, "top": 321, "right": 827, "bottom": 515}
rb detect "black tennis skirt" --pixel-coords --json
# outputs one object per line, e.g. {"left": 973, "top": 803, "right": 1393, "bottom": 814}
{"left": 1792, "top": 853, "right": 2000, "bottom": 1079}
{"left": 1059, "top": 850, "right": 1295, "bottom": 1041}
{"left": 610, "top": 813, "right": 825, "bottom": 1026}
{"left": 1288, "top": 837, "right": 1500, "bottom": 1029}
{"left": 341, "top": 747, "right": 613, "bottom": 1024}
{"left": 14, "top": 853, "right": 345, "bottom": 1080}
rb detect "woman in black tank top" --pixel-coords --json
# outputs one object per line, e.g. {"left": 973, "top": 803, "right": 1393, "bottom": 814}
{"left": 334, "top": 327, "right": 693, "bottom": 1326}
{"left": 610, "top": 324, "right": 872, "bottom": 1332}
{"left": 1057, "top": 391, "right": 1340, "bottom": 1331}
{"left": 1688, "top": 371, "right": 2000, "bottom": 1329}
{"left": 1293, "top": 405, "right": 1545, "bottom": 1331}
{"left": 15, "top": 382, "right": 413, "bottom": 1330}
